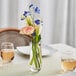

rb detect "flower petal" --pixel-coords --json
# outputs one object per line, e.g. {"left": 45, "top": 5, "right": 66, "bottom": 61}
{"left": 34, "top": 7, "right": 40, "bottom": 14}
{"left": 20, "top": 26, "right": 34, "bottom": 35}
{"left": 23, "top": 11, "right": 31, "bottom": 17}
{"left": 29, "top": 4, "right": 33, "bottom": 8}
{"left": 35, "top": 19, "right": 40, "bottom": 25}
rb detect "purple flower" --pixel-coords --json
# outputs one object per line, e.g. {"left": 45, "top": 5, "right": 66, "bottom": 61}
{"left": 29, "top": 4, "right": 33, "bottom": 8}
{"left": 21, "top": 4, "right": 42, "bottom": 25}
{"left": 23, "top": 11, "right": 31, "bottom": 17}
{"left": 35, "top": 19, "right": 40, "bottom": 25}
{"left": 29, "top": 4, "right": 40, "bottom": 14}
{"left": 34, "top": 7, "right": 40, "bottom": 14}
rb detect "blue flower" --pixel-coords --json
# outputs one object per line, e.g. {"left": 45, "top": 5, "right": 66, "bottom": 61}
{"left": 29, "top": 4, "right": 40, "bottom": 14}
{"left": 23, "top": 11, "right": 31, "bottom": 17}
{"left": 35, "top": 19, "right": 40, "bottom": 25}
{"left": 29, "top": 4, "right": 33, "bottom": 8}
{"left": 34, "top": 7, "right": 40, "bottom": 14}
{"left": 21, "top": 4, "right": 42, "bottom": 26}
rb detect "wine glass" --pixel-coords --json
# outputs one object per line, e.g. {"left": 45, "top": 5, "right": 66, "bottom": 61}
{"left": 60, "top": 50, "right": 76, "bottom": 74}
{"left": 0, "top": 42, "right": 15, "bottom": 64}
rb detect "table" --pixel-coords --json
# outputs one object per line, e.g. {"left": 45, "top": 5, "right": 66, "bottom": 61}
{"left": 0, "top": 43, "right": 76, "bottom": 76}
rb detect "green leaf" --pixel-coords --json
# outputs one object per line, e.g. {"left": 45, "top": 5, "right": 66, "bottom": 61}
{"left": 32, "top": 34, "right": 41, "bottom": 43}
{"left": 26, "top": 16, "right": 33, "bottom": 26}
{"left": 38, "top": 35, "right": 41, "bottom": 42}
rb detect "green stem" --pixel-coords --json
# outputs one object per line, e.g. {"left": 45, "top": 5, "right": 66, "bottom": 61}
{"left": 29, "top": 35, "right": 42, "bottom": 69}
{"left": 37, "top": 45, "right": 42, "bottom": 64}
{"left": 32, "top": 43, "right": 38, "bottom": 68}
{"left": 35, "top": 43, "right": 40, "bottom": 68}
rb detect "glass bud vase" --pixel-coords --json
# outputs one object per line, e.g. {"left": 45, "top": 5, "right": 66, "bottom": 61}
{"left": 29, "top": 37, "right": 42, "bottom": 72}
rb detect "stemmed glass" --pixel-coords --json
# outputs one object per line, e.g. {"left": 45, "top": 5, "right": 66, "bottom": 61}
{"left": 60, "top": 50, "right": 76, "bottom": 74}
{"left": 0, "top": 42, "right": 15, "bottom": 65}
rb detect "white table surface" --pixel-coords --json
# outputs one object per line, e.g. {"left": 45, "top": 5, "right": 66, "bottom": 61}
{"left": 0, "top": 43, "right": 76, "bottom": 76}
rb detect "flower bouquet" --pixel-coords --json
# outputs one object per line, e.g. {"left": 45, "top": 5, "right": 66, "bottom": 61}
{"left": 20, "top": 4, "right": 42, "bottom": 72}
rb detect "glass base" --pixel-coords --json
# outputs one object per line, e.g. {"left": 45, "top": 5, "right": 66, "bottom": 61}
{"left": 30, "top": 66, "right": 41, "bottom": 72}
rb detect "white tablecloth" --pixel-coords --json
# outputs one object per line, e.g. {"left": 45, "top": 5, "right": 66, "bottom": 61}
{"left": 0, "top": 43, "right": 76, "bottom": 76}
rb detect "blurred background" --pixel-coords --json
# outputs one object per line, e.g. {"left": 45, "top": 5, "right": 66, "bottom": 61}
{"left": 0, "top": 0, "right": 76, "bottom": 47}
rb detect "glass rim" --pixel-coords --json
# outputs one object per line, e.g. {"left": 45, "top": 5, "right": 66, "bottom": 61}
{"left": 1, "top": 42, "right": 14, "bottom": 49}
{"left": 1, "top": 42, "right": 13, "bottom": 45}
